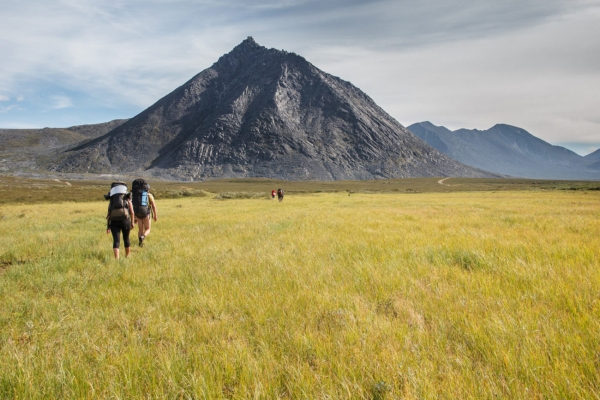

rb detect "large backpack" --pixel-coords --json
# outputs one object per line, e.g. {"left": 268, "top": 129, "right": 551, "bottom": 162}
{"left": 107, "top": 182, "right": 130, "bottom": 222}
{"left": 132, "top": 178, "right": 150, "bottom": 218}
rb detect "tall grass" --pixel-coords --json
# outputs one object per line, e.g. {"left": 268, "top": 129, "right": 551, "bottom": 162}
{"left": 0, "top": 191, "right": 599, "bottom": 398}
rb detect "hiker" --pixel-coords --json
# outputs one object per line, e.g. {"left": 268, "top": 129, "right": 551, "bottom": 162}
{"left": 271, "top": 189, "right": 276, "bottom": 199}
{"left": 277, "top": 188, "right": 284, "bottom": 202}
{"left": 131, "top": 178, "right": 157, "bottom": 247}
{"left": 105, "top": 182, "right": 135, "bottom": 259}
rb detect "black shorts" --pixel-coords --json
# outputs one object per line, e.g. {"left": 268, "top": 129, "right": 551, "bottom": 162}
{"left": 109, "top": 220, "right": 131, "bottom": 249}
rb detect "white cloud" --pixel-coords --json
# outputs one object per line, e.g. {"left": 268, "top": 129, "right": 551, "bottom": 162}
{"left": 51, "top": 96, "right": 73, "bottom": 109}
{"left": 0, "top": 105, "right": 17, "bottom": 113}
{"left": 304, "top": 4, "right": 600, "bottom": 146}
{"left": 0, "top": 95, "right": 9, "bottom": 101}
{"left": 1, "top": 0, "right": 595, "bottom": 108}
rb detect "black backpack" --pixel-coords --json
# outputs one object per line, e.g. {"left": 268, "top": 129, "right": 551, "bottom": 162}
{"left": 132, "top": 178, "right": 150, "bottom": 218}
{"left": 107, "top": 182, "right": 130, "bottom": 222}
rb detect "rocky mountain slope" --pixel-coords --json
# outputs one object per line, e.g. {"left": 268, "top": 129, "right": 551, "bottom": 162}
{"left": 52, "top": 37, "right": 492, "bottom": 180}
{"left": 0, "top": 119, "right": 127, "bottom": 173}
{"left": 408, "top": 122, "right": 600, "bottom": 180}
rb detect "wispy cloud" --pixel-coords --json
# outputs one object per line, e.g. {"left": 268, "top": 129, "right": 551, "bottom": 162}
{"left": 0, "top": 104, "right": 17, "bottom": 114}
{"left": 2, "top": 0, "right": 594, "bottom": 108}
{"left": 0, "top": 95, "right": 9, "bottom": 101}
{"left": 51, "top": 96, "right": 74, "bottom": 110}
{"left": 303, "top": 3, "right": 600, "bottom": 146}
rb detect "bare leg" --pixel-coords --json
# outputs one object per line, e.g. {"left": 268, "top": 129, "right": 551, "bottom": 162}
{"left": 113, "top": 248, "right": 119, "bottom": 259}
{"left": 137, "top": 215, "right": 151, "bottom": 246}
{"left": 137, "top": 217, "right": 145, "bottom": 238}
{"left": 137, "top": 216, "right": 151, "bottom": 237}
{"left": 143, "top": 216, "right": 152, "bottom": 237}
{"left": 125, "top": 247, "right": 130, "bottom": 257}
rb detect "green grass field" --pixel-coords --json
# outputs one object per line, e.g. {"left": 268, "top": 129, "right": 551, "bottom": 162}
{"left": 2, "top": 175, "right": 599, "bottom": 205}
{"left": 1, "top": 183, "right": 599, "bottom": 398}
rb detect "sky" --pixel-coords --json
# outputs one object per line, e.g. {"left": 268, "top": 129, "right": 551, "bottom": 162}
{"left": 1, "top": 0, "right": 599, "bottom": 155}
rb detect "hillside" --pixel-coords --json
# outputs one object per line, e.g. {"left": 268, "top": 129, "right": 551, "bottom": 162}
{"left": 583, "top": 148, "right": 600, "bottom": 167}
{"left": 0, "top": 119, "right": 127, "bottom": 173}
{"left": 408, "top": 122, "right": 600, "bottom": 180}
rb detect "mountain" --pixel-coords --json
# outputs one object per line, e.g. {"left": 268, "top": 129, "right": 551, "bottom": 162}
{"left": 408, "top": 122, "right": 600, "bottom": 180}
{"left": 0, "top": 119, "right": 127, "bottom": 173}
{"left": 583, "top": 148, "right": 600, "bottom": 166}
{"left": 52, "top": 37, "right": 492, "bottom": 181}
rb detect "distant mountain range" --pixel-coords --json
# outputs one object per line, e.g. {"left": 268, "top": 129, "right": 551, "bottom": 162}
{"left": 408, "top": 122, "right": 600, "bottom": 180}
{"left": 583, "top": 148, "right": 600, "bottom": 170}
{"left": 48, "top": 37, "right": 491, "bottom": 180}
{"left": 1, "top": 38, "right": 597, "bottom": 181}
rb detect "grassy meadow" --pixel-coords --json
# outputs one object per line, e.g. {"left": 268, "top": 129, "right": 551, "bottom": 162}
{"left": 0, "top": 185, "right": 599, "bottom": 398}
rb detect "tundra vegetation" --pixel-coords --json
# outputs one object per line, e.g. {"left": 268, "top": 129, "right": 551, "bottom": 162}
{"left": 0, "top": 177, "right": 599, "bottom": 398}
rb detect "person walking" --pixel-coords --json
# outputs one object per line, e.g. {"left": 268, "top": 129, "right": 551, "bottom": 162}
{"left": 106, "top": 183, "right": 135, "bottom": 259}
{"left": 132, "top": 179, "right": 158, "bottom": 247}
{"left": 277, "top": 188, "right": 284, "bottom": 202}
{"left": 271, "top": 189, "right": 276, "bottom": 199}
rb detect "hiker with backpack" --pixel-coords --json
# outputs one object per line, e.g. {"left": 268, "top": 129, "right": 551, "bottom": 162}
{"left": 277, "top": 188, "right": 284, "bottom": 202}
{"left": 131, "top": 178, "right": 157, "bottom": 247}
{"left": 105, "top": 182, "right": 135, "bottom": 259}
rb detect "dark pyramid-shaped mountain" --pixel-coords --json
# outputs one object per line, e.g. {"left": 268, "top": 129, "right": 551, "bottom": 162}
{"left": 54, "top": 37, "right": 492, "bottom": 180}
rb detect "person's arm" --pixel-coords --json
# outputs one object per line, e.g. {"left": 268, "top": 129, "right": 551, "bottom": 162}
{"left": 150, "top": 194, "right": 158, "bottom": 221}
{"left": 128, "top": 201, "right": 135, "bottom": 229}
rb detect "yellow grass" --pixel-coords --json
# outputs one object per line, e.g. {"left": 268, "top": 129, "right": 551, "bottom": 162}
{"left": 1, "top": 191, "right": 599, "bottom": 398}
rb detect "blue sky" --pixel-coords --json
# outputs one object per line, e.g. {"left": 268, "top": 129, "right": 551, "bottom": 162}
{"left": 1, "top": 0, "right": 599, "bottom": 155}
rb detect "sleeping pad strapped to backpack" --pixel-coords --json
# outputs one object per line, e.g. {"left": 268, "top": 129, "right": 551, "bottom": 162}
{"left": 107, "top": 182, "right": 130, "bottom": 222}
{"left": 132, "top": 178, "right": 150, "bottom": 218}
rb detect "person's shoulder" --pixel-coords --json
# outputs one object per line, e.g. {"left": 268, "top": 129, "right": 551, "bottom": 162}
{"left": 149, "top": 193, "right": 155, "bottom": 201}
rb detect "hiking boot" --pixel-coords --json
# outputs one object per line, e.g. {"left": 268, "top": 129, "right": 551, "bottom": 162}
{"left": 139, "top": 235, "right": 145, "bottom": 247}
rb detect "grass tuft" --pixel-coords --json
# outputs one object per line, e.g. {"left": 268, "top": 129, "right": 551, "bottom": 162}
{"left": 370, "top": 380, "right": 392, "bottom": 400}
{"left": 214, "top": 191, "right": 268, "bottom": 200}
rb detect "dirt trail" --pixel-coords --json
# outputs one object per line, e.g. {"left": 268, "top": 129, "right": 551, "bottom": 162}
{"left": 438, "top": 178, "right": 451, "bottom": 186}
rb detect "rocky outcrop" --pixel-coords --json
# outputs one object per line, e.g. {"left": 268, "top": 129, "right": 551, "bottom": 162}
{"left": 54, "top": 38, "right": 493, "bottom": 180}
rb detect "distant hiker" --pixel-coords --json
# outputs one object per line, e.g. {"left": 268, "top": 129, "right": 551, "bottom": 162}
{"left": 277, "top": 188, "right": 284, "bottom": 202}
{"left": 105, "top": 182, "right": 135, "bottom": 259}
{"left": 132, "top": 178, "right": 157, "bottom": 247}
{"left": 271, "top": 189, "right": 276, "bottom": 199}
